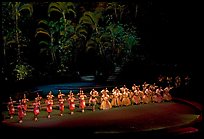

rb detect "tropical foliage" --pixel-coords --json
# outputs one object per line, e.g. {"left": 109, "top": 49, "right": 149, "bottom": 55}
{"left": 2, "top": 2, "right": 141, "bottom": 82}
{"left": 2, "top": 2, "right": 33, "bottom": 80}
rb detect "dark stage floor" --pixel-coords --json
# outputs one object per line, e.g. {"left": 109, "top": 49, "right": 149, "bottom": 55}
{"left": 1, "top": 99, "right": 203, "bottom": 139}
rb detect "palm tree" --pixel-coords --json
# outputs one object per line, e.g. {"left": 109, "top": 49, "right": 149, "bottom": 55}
{"left": 106, "top": 2, "right": 125, "bottom": 23}
{"left": 48, "top": 2, "right": 76, "bottom": 32}
{"left": 9, "top": 2, "right": 33, "bottom": 62}
{"left": 2, "top": 2, "right": 33, "bottom": 80}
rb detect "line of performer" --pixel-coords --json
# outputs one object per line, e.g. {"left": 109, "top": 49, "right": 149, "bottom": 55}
{"left": 6, "top": 82, "right": 173, "bottom": 123}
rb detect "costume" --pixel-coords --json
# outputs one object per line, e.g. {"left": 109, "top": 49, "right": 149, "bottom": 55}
{"left": 58, "top": 97, "right": 65, "bottom": 116}
{"left": 68, "top": 93, "right": 75, "bottom": 114}
{"left": 121, "top": 89, "right": 131, "bottom": 106}
{"left": 33, "top": 99, "right": 40, "bottom": 121}
{"left": 131, "top": 90, "right": 141, "bottom": 105}
{"left": 100, "top": 93, "right": 112, "bottom": 110}
{"left": 36, "top": 93, "right": 42, "bottom": 103}
{"left": 153, "top": 87, "right": 163, "bottom": 103}
{"left": 46, "top": 99, "right": 53, "bottom": 118}
{"left": 111, "top": 89, "right": 122, "bottom": 107}
{"left": 162, "top": 87, "right": 173, "bottom": 101}
{"left": 8, "top": 98, "right": 15, "bottom": 119}
{"left": 142, "top": 88, "right": 151, "bottom": 104}
{"left": 89, "top": 89, "right": 99, "bottom": 111}
{"left": 79, "top": 93, "right": 87, "bottom": 112}
{"left": 17, "top": 101, "right": 24, "bottom": 123}
{"left": 22, "top": 94, "right": 29, "bottom": 115}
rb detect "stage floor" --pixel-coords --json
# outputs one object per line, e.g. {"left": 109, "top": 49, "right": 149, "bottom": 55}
{"left": 1, "top": 100, "right": 202, "bottom": 138}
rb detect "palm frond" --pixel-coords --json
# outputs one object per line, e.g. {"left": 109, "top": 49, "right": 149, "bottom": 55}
{"left": 38, "top": 20, "right": 48, "bottom": 25}
{"left": 48, "top": 2, "right": 64, "bottom": 17}
{"left": 39, "top": 41, "right": 49, "bottom": 46}
{"left": 35, "top": 28, "right": 50, "bottom": 38}
{"left": 6, "top": 40, "right": 16, "bottom": 45}
{"left": 19, "top": 3, "right": 33, "bottom": 17}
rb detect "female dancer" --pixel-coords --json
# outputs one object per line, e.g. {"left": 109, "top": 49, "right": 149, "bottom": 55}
{"left": 17, "top": 100, "right": 24, "bottom": 123}
{"left": 111, "top": 87, "right": 122, "bottom": 107}
{"left": 121, "top": 88, "right": 131, "bottom": 106}
{"left": 100, "top": 90, "right": 112, "bottom": 110}
{"left": 78, "top": 91, "right": 87, "bottom": 113}
{"left": 33, "top": 98, "right": 40, "bottom": 121}
{"left": 68, "top": 92, "right": 75, "bottom": 115}
{"left": 21, "top": 94, "right": 29, "bottom": 115}
{"left": 36, "top": 92, "right": 42, "bottom": 109}
{"left": 58, "top": 95, "right": 65, "bottom": 116}
{"left": 89, "top": 89, "right": 99, "bottom": 111}
{"left": 131, "top": 86, "right": 141, "bottom": 105}
{"left": 45, "top": 92, "right": 54, "bottom": 118}
{"left": 7, "top": 97, "right": 15, "bottom": 119}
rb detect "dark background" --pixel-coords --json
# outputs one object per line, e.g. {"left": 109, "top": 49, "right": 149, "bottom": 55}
{"left": 1, "top": 1, "right": 194, "bottom": 100}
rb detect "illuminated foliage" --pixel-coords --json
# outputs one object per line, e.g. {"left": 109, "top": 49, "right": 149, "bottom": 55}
{"left": 14, "top": 63, "right": 33, "bottom": 80}
{"left": 2, "top": 1, "right": 140, "bottom": 81}
{"left": 2, "top": 2, "right": 33, "bottom": 80}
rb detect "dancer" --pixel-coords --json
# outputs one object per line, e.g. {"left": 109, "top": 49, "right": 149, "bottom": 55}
{"left": 7, "top": 97, "right": 16, "bottom": 119}
{"left": 121, "top": 88, "right": 131, "bottom": 106}
{"left": 58, "top": 95, "right": 65, "bottom": 116}
{"left": 131, "top": 86, "right": 141, "bottom": 105}
{"left": 78, "top": 91, "right": 87, "bottom": 113}
{"left": 68, "top": 92, "right": 75, "bottom": 115}
{"left": 111, "top": 87, "right": 122, "bottom": 107}
{"left": 163, "top": 86, "right": 173, "bottom": 101}
{"left": 36, "top": 92, "right": 42, "bottom": 109}
{"left": 142, "top": 86, "right": 151, "bottom": 104}
{"left": 67, "top": 90, "right": 73, "bottom": 107}
{"left": 153, "top": 86, "right": 163, "bottom": 103}
{"left": 36, "top": 93, "right": 42, "bottom": 103}
{"left": 100, "top": 90, "right": 112, "bottom": 110}
{"left": 21, "top": 94, "right": 29, "bottom": 115}
{"left": 45, "top": 92, "right": 54, "bottom": 118}
{"left": 89, "top": 89, "right": 99, "bottom": 111}
{"left": 33, "top": 98, "right": 40, "bottom": 121}
{"left": 17, "top": 100, "right": 24, "bottom": 123}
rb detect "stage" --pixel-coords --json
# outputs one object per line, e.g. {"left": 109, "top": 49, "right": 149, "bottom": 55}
{"left": 1, "top": 98, "right": 203, "bottom": 138}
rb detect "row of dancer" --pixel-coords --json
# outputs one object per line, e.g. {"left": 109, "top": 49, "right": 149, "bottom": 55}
{"left": 7, "top": 82, "right": 173, "bottom": 123}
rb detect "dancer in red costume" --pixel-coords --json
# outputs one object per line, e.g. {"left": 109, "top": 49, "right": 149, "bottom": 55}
{"left": 33, "top": 98, "right": 40, "bottom": 121}
{"left": 68, "top": 92, "right": 75, "bottom": 115}
{"left": 67, "top": 90, "right": 73, "bottom": 107}
{"left": 17, "top": 100, "right": 24, "bottom": 123}
{"left": 45, "top": 91, "right": 54, "bottom": 118}
{"left": 78, "top": 91, "right": 87, "bottom": 113}
{"left": 58, "top": 95, "right": 65, "bottom": 116}
{"left": 21, "top": 94, "right": 29, "bottom": 115}
{"left": 7, "top": 97, "right": 16, "bottom": 119}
